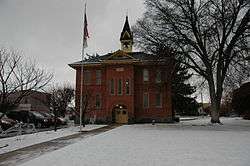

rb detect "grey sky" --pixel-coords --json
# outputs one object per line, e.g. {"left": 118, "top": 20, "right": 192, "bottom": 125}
{"left": 0, "top": 0, "right": 145, "bottom": 85}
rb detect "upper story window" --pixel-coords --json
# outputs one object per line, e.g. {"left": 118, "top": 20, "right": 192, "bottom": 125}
{"left": 143, "top": 92, "right": 149, "bottom": 108}
{"left": 143, "top": 69, "right": 149, "bottom": 82}
{"left": 96, "top": 70, "right": 101, "bottom": 85}
{"left": 155, "top": 93, "right": 162, "bottom": 108}
{"left": 118, "top": 79, "right": 123, "bottom": 95}
{"left": 84, "top": 70, "right": 91, "bottom": 85}
{"left": 110, "top": 79, "right": 115, "bottom": 95}
{"left": 125, "top": 79, "right": 130, "bottom": 95}
{"left": 24, "top": 98, "right": 29, "bottom": 104}
{"left": 156, "top": 70, "right": 161, "bottom": 83}
{"left": 95, "top": 94, "right": 101, "bottom": 109}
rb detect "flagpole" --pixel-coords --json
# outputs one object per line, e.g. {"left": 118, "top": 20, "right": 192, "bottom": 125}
{"left": 79, "top": 46, "right": 84, "bottom": 132}
{"left": 79, "top": 2, "right": 87, "bottom": 132}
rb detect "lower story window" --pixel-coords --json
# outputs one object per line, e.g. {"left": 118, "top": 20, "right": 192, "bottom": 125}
{"left": 156, "top": 93, "right": 162, "bottom": 108}
{"left": 143, "top": 93, "right": 149, "bottom": 108}
{"left": 118, "top": 79, "right": 122, "bottom": 95}
{"left": 96, "top": 94, "right": 101, "bottom": 109}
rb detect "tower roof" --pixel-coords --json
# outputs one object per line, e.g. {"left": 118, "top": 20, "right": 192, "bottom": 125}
{"left": 120, "top": 16, "right": 133, "bottom": 41}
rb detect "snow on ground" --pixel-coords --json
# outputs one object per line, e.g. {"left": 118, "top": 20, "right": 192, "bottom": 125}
{"left": 19, "top": 117, "right": 250, "bottom": 166}
{"left": 180, "top": 116, "right": 250, "bottom": 131}
{"left": 0, "top": 125, "right": 106, "bottom": 155}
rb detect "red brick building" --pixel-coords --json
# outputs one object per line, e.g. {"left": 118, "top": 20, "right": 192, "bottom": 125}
{"left": 8, "top": 90, "right": 50, "bottom": 112}
{"left": 69, "top": 16, "right": 173, "bottom": 124}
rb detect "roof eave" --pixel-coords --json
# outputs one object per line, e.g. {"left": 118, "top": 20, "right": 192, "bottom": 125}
{"left": 68, "top": 62, "right": 102, "bottom": 69}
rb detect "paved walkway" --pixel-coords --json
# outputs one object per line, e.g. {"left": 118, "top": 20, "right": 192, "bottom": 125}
{"left": 0, "top": 124, "right": 121, "bottom": 166}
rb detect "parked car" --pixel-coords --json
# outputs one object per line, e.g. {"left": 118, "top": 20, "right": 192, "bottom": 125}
{"left": 6, "top": 111, "right": 50, "bottom": 128}
{"left": 57, "top": 117, "right": 67, "bottom": 125}
{"left": 0, "top": 112, "right": 17, "bottom": 131}
{"left": 32, "top": 111, "right": 51, "bottom": 128}
{"left": 49, "top": 113, "right": 68, "bottom": 126}
{"left": 39, "top": 112, "right": 55, "bottom": 126}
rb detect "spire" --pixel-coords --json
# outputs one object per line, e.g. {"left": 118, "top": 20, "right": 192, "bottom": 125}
{"left": 120, "top": 16, "right": 133, "bottom": 41}
{"left": 120, "top": 15, "right": 133, "bottom": 52}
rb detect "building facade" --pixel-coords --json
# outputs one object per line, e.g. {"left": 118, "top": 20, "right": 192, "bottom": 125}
{"left": 8, "top": 90, "right": 50, "bottom": 112}
{"left": 69, "top": 16, "right": 173, "bottom": 124}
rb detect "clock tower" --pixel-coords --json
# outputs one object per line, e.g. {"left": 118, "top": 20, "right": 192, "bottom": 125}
{"left": 120, "top": 16, "right": 133, "bottom": 52}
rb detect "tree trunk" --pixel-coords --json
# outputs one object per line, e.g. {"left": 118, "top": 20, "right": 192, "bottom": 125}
{"left": 210, "top": 101, "right": 221, "bottom": 123}
{"left": 54, "top": 115, "right": 57, "bottom": 132}
{"left": 54, "top": 109, "right": 58, "bottom": 131}
{"left": 82, "top": 111, "right": 85, "bottom": 127}
{"left": 208, "top": 79, "right": 222, "bottom": 124}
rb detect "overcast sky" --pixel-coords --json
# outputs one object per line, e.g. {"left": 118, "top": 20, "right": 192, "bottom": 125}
{"left": 0, "top": 0, "right": 145, "bottom": 86}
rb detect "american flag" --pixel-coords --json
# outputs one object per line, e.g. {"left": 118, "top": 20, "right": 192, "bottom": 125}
{"left": 83, "top": 4, "right": 89, "bottom": 48}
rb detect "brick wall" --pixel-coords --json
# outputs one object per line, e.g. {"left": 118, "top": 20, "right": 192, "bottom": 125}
{"left": 75, "top": 63, "right": 173, "bottom": 123}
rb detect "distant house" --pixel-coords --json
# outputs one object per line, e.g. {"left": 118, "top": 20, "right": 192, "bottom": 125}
{"left": 69, "top": 16, "right": 173, "bottom": 124}
{"left": 9, "top": 90, "right": 51, "bottom": 112}
{"left": 198, "top": 103, "right": 210, "bottom": 115}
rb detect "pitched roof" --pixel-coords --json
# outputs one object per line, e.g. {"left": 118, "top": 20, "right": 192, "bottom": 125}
{"left": 69, "top": 50, "right": 155, "bottom": 67}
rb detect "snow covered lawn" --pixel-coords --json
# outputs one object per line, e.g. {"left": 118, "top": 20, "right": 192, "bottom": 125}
{"left": 19, "top": 117, "right": 250, "bottom": 166}
{"left": 0, "top": 125, "right": 106, "bottom": 155}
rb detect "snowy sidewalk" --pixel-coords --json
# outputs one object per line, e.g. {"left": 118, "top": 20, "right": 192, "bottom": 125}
{"left": 0, "top": 125, "right": 106, "bottom": 155}
{"left": 17, "top": 117, "right": 250, "bottom": 166}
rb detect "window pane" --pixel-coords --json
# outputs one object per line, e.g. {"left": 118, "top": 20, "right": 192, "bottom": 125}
{"left": 125, "top": 79, "right": 130, "bottom": 95}
{"left": 118, "top": 79, "right": 122, "bottom": 95}
{"left": 110, "top": 79, "right": 114, "bottom": 95}
{"left": 143, "top": 93, "right": 149, "bottom": 108}
{"left": 156, "top": 71, "right": 161, "bottom": 83}
{"left": 96, "top": 94, "right": 101, "bottom": 108}
{"left": 84, "top": 70, "right": 91, "bottom": 85}
{"left": 143, "top": 69, "right": 149, "bottom": 82}
{"left": 156, "top": 93, "right": 162, "bottom": 107}
{"left": 96, "top": 70, "right": 101, "bottom": 85}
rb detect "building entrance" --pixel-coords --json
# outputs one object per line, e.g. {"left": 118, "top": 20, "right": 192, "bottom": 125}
{"left": 112, "top": 105, "right": 128, "bottom": 124}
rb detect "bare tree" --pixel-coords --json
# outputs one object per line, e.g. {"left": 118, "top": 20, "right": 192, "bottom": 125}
{"left": 74, "top": 88, "right": 92, "bottom": 127}
{"left": 0, "top": 47, "right": 53, "bottom": 115}
{"left": 49, "top": 83, "right": 74, "bottom": 117}
{"left": 133, "top": 0, "right": 250, "bottom": 123}
{"left": 49, "top": 83, "right": 74, "bottom": 131}
{"left": 80, "top": 90, "right": 93, "bottom": 127}
{"left": 224, "top": 57, "right": 250, "bottom": 91}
